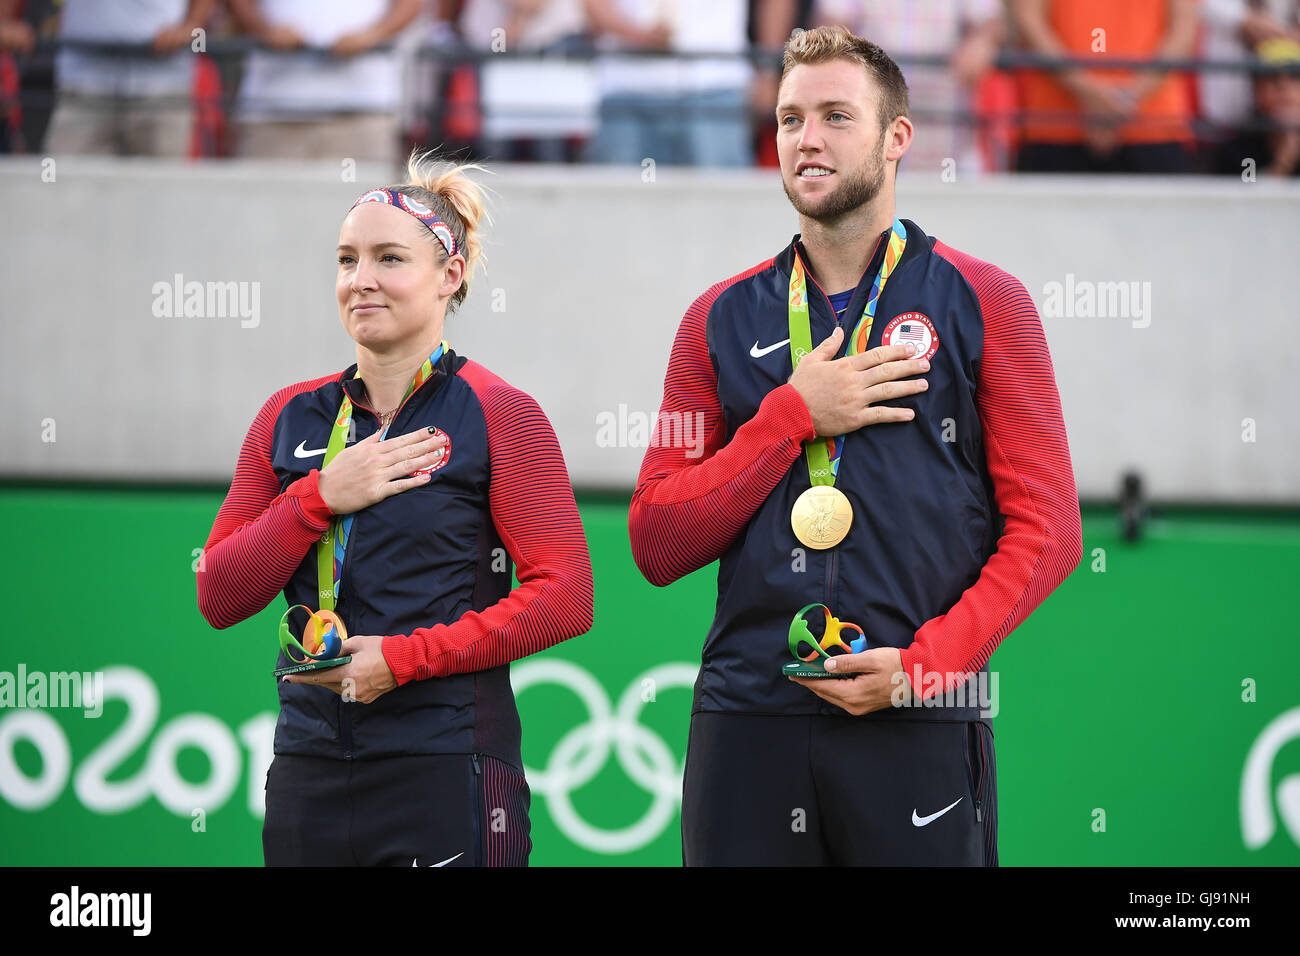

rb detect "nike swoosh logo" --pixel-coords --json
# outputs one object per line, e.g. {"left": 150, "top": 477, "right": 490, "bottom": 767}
{"left": 912, "top": 797, "right": 963, "bottom": 827}
{"left": 750, "top": 338, "right": 791, "bottom": 359}
{"left": 412, "top": 852, "right": 464, "bottom": 867}
{"left": 293, "top": 440, "right": 328, "bottom": 459}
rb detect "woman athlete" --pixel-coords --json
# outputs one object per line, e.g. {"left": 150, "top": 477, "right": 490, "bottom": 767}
{"left": 197, "top": 153, "right": 594, "bottom": 866}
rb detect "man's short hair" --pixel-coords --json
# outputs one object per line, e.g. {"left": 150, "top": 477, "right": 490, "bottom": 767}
{"left": 780, "top": 25, "right": 910, "bottom": 132}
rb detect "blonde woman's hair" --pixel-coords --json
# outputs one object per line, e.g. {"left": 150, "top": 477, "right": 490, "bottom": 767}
{"left": 781, "top": 25, "right": 910, "bottom": 132}
{"left": 383, "top": 150, "right": 492, "bottom": 313}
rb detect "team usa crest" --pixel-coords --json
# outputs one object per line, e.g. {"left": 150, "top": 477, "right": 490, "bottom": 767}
{"left": 882, "top": 312, "right": 939, "bottom": 362}
{"left": 414, "top": 426, "right": 451, "bottom": 476}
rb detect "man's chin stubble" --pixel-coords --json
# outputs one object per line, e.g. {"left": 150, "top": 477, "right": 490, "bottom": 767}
{"left": 783, "top": 167, "right": 885, "bottom": 225}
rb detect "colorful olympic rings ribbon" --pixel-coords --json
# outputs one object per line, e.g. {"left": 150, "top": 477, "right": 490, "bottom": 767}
{"left": 788, "top": 603, "right": 868, "bottom": 662}
{"left": 278, "top": 605, "right": 348, "bottom": 664}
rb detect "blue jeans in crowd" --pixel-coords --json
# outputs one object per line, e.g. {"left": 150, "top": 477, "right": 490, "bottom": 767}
{"left": 587, "top": 88, "right": 752, "bottom": 168}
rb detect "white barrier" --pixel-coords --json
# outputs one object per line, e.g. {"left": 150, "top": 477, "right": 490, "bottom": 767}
{"left": 1, "top": 158, "right": 1296, "bottom": 502}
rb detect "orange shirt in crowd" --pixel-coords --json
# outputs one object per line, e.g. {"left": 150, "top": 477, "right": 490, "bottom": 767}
{"left": 1017, "top": 0, "right": 1193, "bottom": 144}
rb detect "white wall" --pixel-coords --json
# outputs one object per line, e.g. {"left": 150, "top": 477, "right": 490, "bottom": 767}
{"left": 1, "top": 158, "right": 1297, "bottom": 502}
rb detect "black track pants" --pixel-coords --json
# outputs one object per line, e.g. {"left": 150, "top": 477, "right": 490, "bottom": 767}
{"left": 263, "top": 752, "right": 531, "bottom": 866}
{"left": 682, "top": 713, "right": 997, "bottom": 866}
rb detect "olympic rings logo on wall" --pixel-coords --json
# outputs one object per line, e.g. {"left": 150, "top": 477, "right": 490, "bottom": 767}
{"left": 510, "top": 660, "right": 698, "bottom": 855}
{"left": 0, "top": 662, "right": 701, "bottom": 859}
{"left": 1241, "top": 705, "right": 1300, "bottom": 852}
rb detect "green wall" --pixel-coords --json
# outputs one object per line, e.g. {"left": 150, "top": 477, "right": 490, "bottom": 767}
{"left": 1, "top": 487, "right": 1298, "bottom": 865}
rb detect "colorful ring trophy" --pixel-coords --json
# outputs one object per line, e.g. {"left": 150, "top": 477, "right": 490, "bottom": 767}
{"left": 782, "top": 603, "right": 868, "bottom": 679}
{"left": 274, "top": 605, "right": 351, "bottom": 678}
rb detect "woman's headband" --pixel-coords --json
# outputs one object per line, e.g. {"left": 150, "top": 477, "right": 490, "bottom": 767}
{"left": 349, "top": 188, "right": 459, "bottom": 259}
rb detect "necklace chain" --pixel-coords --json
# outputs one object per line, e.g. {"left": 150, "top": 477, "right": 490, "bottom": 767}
{"left": 363, "top": 384, "right": 398, "bottom": 424}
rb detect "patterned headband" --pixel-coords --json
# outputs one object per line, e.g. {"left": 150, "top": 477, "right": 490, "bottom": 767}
{"left": 349, "top": 188, "right": 459, "bottom": 259}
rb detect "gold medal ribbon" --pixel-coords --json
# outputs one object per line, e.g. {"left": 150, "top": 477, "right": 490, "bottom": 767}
{"left": 787, "top": 219, "right": 907, "bottom": 549}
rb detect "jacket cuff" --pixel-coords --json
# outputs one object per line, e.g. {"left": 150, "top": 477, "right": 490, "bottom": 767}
{"left": 760, "top": 383, "right": 817, "bottom": 445}
{"left": 899, "top": 643, "right": 978, "bottom": 703}
{"left": 381, "top": 633, "right": 422, "bottom": 686}
{"left": 898, "top": 645, "right": 934, "bottom": 702}
{"left": 288, "top": 469, "right": 335, "bottom": 530}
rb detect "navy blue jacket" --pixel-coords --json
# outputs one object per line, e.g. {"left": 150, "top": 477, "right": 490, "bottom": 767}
{"left": 631, "top": 220, "right": 1082, "bottom": 721}
{"left": 200, "top": 348, "right": 594, "bottom": 763}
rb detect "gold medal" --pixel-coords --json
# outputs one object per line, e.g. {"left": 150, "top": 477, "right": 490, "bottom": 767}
{"left": 791, "top": 486, "right": 853, "bottom": 550}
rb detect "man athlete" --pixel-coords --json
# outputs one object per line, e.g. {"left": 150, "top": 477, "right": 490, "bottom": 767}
{"left": 629, "top": 25, "right": 1082, "bottom": 866}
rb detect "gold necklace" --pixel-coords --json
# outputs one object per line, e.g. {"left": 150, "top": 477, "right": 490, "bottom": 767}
{"left": 364, "top": 385, "right": 398, "bottom": 425}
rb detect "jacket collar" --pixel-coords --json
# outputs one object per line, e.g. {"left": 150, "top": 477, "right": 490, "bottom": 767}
{"left": 773, "top": 217, "right": 928, "bottom": 289}
{"left": 338, "top": 345, "right": 458, "bottom": 410}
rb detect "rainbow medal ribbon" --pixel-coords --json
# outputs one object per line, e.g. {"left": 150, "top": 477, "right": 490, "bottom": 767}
{"left": 274, "top": 343, "right": 446, "bottom": 678}
{"left": 783, "top": 604, "right": 869, "bottom": 679}
{"left": 787, "top": 219, "right": 907, "bottom": 550}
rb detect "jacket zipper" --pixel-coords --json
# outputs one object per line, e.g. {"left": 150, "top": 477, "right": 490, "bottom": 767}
{"left": 334, "top": 380, "right": 390, "bottom": 762}
{"left": 965, "top": 723, "right": 984, "bottom": 823}
{"left": 337, "top": 509, "right": 356, "bottom": 759}
{"left": 805, "top": 275, "right": 844, "bottom": 617}
{"left": 470, "top": 753, "right": 483, "bottom": 866}
{"left": 824, "top": 549, "right": 837, "bottom": 609}
{"left": 799, "top": 237, "right": 885, "bottom": 630}
{"left": 330, "top": 361, "right": 445, "bottom": 760}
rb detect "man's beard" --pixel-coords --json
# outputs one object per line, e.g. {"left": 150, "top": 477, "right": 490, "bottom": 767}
{"left": 783, "top": 151, "right": 886, "bottom": 224}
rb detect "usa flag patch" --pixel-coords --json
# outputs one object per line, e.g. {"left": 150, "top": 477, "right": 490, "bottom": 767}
{"left": 882, "top": 312, "right": 939, "bottom": 362}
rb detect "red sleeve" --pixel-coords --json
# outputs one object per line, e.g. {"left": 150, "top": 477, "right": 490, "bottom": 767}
{"left": 196, "top": 377, "right": 339, "bottom": 629}
{"left": 629, "top": 263, "right": 818, "bottom": 587}
{"left": 899, "top": 243, "right": 1083, "bottom": 697}
{"left": 380, "top": 362, "right": 594, "bottom": 684}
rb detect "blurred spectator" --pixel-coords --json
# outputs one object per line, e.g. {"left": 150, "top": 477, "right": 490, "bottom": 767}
{"left": 748, "top": 0, "right": 808, "bottom": 168}
{"left": 229, "top": 0, "right": 421, "bottom": 167}
{"left": 43, "top": 0, "right": 214, "bottom": 157}
{"left": 812, "top": 0, "right": 1004, "bottom": 176}
{"left": 4, "top": 0, "right": 59, "bottom": 155}
{"left": 1200, "top": 1, "right": 1300, "bottom": 141}
{"left": 1215, "top": 36, "right": 1300, "bottom": 175}
{"left": 400, "top": 1, "right": 461, "bottom": 154}
{"left": 583, "top": 0, "right": 760, "bottom": 167}
{"left": 1011, "top": 0, "right": 1199, "bottom": 173}
{"left": 0, "top": 0, "right": 37, "bottom": 152}
{"left": 458, "top": 0, "right": 592, "bottom": 161}
{"left": 460, "top": 0, "right": 585, "bottom": 50}
{"left": 0, "top": 0, "right": 34, "bottom": 54}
